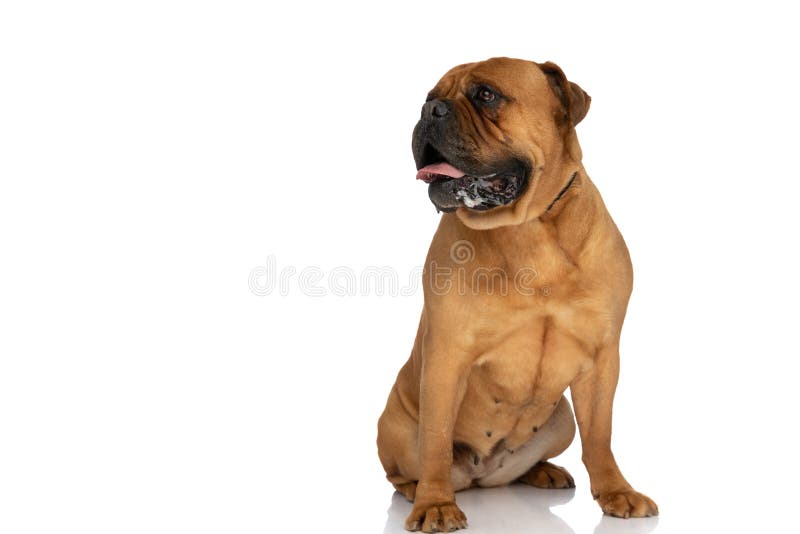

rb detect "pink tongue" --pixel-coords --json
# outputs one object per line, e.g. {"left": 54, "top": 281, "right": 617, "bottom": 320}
{"left": 416, "top": 162, "right": 466, "bottom": 183}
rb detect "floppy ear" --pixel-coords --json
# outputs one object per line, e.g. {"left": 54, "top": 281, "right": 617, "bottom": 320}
{"left": 539, "top": 61, "right": 591, "bottom": 126}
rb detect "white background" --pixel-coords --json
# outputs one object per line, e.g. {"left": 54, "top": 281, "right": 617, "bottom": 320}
{"left": 2, "top": 1, "right": 799, "bottom": 533}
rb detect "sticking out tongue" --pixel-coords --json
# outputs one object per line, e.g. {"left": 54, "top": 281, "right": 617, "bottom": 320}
{"left": 416, "top": 162, "right": 467, "bottom": 183}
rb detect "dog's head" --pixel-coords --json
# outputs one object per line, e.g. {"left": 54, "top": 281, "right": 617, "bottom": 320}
{"left": 412, "top": 57, "right": 590, "bottom": 229}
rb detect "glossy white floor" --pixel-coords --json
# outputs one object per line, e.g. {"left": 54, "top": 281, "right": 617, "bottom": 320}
{"left": 381, "top": 485, "right": 658, "bottom": 534}
{"left": 372, "top": 432, "right": 794, "bottom": 534}
{"left": 383, "top": 485, "right": 659, "bottom": 534}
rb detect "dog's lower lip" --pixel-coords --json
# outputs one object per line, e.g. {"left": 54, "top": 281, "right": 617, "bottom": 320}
{"left": 427, "top": 172, "right": 527, "bottom": 211}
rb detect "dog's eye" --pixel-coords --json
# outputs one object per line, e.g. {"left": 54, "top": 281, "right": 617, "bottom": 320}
{"left": 477, "top": 87, "right": 496, "bottom": 103}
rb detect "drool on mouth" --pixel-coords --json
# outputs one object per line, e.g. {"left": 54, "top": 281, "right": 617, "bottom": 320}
{"left": 417, "top": 162, "right": 527, "bottom": 212}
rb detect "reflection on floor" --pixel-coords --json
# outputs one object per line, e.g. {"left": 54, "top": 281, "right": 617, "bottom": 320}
{"left": 382, "top": 484, "right": 659, "bottom": 534}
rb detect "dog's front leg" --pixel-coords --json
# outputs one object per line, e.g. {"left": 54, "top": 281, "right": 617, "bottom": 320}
{"left": 570, "top": 343, "right": 659, "bottom": 518}
{"left": 405, "top": 333, "right": 471, "bottom": 532}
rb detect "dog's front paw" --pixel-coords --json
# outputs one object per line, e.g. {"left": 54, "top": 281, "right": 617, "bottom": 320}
{"left": 405, "top": 501, "right": 467, "bottom": 532}
{"left": 595, "top": 489, "right": 658, "bottom": 518}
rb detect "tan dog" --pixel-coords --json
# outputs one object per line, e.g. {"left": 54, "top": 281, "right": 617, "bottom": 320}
{"left": 376, "top": 57, "right": 658, "bottom": 532}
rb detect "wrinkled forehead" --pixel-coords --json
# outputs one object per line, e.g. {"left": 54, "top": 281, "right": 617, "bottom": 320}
{"left": 433, "top": 58, "right": 548, "bottom": 97}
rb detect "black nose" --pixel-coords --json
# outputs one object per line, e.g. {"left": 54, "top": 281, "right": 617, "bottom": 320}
{"left": 422, "top": 99, "right": 450, "bottom": 119}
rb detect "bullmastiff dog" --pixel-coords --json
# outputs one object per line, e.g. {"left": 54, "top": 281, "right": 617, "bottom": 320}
{"left": 376, "top": 57, "right": 658, "bottom": 532}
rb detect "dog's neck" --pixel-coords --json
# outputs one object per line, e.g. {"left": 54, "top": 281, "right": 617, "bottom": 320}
{"left": 544, "top": 172, "right": 578, "bottom": 213}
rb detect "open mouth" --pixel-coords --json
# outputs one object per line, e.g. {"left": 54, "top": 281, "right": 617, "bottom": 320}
{"left": 415, "top": 145, "right": 529, "bottom": 213}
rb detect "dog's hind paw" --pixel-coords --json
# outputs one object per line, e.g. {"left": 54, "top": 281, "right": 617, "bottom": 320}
{"left": 518, "top": 461, "right": 576, "bottom": 489}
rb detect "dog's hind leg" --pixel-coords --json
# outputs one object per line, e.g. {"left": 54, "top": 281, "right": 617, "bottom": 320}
{"left": 377, "top": 383, "right": 421, "bottom": 501}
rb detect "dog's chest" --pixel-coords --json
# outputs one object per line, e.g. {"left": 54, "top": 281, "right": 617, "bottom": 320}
{"left": 473, "top": 318, "right": 587, "bottom": 402}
